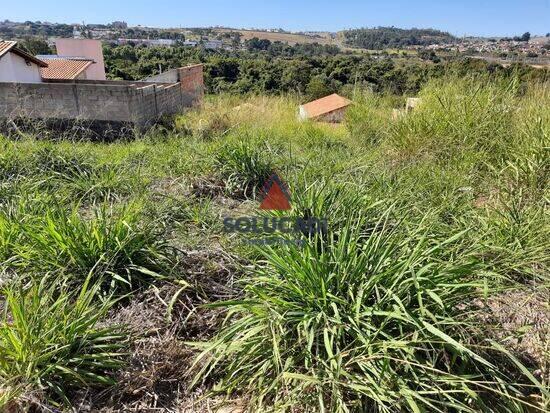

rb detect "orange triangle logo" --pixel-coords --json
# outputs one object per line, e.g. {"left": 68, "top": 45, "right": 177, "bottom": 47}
{"left": 260, "top": 174, "right": 291, "bottom": 211}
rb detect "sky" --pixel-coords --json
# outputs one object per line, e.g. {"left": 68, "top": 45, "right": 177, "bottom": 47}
{"left": 3, "top": 0, "right": 550, "bottom": 37}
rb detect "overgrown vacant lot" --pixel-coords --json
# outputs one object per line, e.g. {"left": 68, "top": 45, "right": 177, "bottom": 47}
{"left": 0, "top": 75, "right": 548, "bottom": 412}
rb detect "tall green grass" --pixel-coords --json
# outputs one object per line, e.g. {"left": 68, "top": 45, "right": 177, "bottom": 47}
{"left": 0, "top": 275, "right": 126, "bottom": 407}
{"left": 0, "top": 75, "right": 547, "bottom": 411}
{"left": 25, "top": 203, "right": 167, "bottom": 290}
{"left": 0, "top": 195, "right": 169, "bottom": 291}
{"left": 193, "top": 207, "right": 544, "bottom": 411}
{"left": 214, "top": 141, "right": 275, "bottom": 198}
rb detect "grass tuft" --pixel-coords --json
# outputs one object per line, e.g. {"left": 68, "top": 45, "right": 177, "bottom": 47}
{"left": 214, "top": 141, "right": 275, "bottom": 199}
{"left": 0, "top": 274, "right": 126, "bottom": 408}
{"left": 192, "top": 207, "right": 542, "bottom": 411}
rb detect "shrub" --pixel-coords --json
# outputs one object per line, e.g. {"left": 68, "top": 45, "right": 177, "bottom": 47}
{"left": 193, "top": 208, "right": 539, "bottom": 411}
{"left": 0, "top": 192, "right": 50, "bottom": 271}
{"left": 33, "top": 147, "right": 136, "bottom": 202}
{"left": 55, "top": 163, "right": 137, "bottom": 202}
{"left": 33, "top": 146, "right": 96, "bottom": 176}
{"left": 194, "top": 113, "right": 232, "bottom": 140}
{"left": 387, "top": 76, "right": 518, "bottom": 162}
{"left": 480, "top": 193, "right": 549, "bottom": 283}
{"left": 271, "top": 179, "right": 381, "bottom": 236}
{"left": 345, "top": 92, "right": 392, "bottom": 144}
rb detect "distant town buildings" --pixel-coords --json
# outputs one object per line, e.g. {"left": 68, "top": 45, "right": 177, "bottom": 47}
{"left": 408, "top": 37, "right": 549, "bottom": 58}
{"left": 204, "top": 39, "right": 224, "bottom": 49}
{"left": 0, "top": 20, "right": 548, "bottom": 62}
{"left": 117, "top": 38, "right": 176, "bottom": 47}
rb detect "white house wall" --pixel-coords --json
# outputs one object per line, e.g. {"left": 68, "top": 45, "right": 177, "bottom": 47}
{"left": 0, "top": 52, "right": 43, "bottom": 83}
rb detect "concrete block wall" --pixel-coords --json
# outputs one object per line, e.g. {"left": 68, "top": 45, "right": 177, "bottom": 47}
{"left": 0, "top": 82, "right": 134, "bottom": 122}
{"left": 157, "top": 84, "right": 184, "bottom": 116}
{"left": 75, "top": 84, "right": 133, "bottom": 121}
{"left": 143, "top": 69, "right": 180, "bottom": 83}
{"left": 1, "top": 83, "right": 79, "bottom": 119}
{"left": 130, "top": 84, "right": 158, "bottom": 126}
{"left": 0, "top": 64, "right": 205, "bottom": 129}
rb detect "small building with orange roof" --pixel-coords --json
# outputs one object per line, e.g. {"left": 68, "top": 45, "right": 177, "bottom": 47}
{"left": 299, "top": 93, "right": 352, "bottom": 123}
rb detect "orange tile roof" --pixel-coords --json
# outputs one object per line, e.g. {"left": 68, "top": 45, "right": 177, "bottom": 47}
{"left": 301, "top": 94, "right": 352, "bottom": 119}
{"left": 0, "top": 40, "right": 16, "bottom": 57}
{"left": 39, "top": 58, "right": 93, "bottom": 80}
{"left": 0, "top": 40, "right": 48, "bottom": 67}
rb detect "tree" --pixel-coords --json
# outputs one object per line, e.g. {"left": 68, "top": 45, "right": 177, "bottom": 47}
{"left": 245, "top": 37, "right": 271, "bottom": 51}
{"left": 514, "top": 32, "right": 531, "bottom": 42}
{"left": 343, "top": 27, "right": 455, "bottom": 50}
{"left": 306, "top": 75, "right": 333, "bottom": 100}
{"left": 419, "top": 49, "right": 441, "bottom": 63}
{"left": 19, "top": 37, "right": 51, "bottom": 55}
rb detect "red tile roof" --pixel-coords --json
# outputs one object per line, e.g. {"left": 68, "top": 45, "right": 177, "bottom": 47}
{"left": 0, "top": 40, "right": 16, "bottom": 57}
{"left": 0, "top": 40, "right": 48, "bottom": 67}
{"left": 301, "top": 94, "right": 352, "bottom": 119}
{"left": 39, "top": 58, "right": 93, "bottom": 80}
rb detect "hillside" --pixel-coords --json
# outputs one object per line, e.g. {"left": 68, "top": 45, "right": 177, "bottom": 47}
{"left": 0, "top": 75, "right": 548, "bottom": 412}
{"left": 212, "top": 27, "right": 336, "bottom": 45}
{"left": 343, "top": 26, "right": 456, "bottom": 49}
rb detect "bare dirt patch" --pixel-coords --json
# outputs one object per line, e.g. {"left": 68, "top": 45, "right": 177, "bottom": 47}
{"left": 482, "top": 288, "right": 549, "bottom": 374}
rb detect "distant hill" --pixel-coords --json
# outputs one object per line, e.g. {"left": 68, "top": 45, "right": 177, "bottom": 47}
{"left": 342, "top": 27, "right": 456, "bottom": 49}
{"left": 212, "top": 28, "right": 336, "bottom": 46}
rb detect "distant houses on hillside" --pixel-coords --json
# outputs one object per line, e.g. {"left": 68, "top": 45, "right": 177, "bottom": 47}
{"left": 117, "top": 38, "right": 177, "bottom": 47}
{"left": 115, "top": 38, "right": 229, "bottom": 49}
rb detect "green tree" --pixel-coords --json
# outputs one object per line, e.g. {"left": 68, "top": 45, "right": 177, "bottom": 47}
{"left": 306, "top": 75, "right": 333, "bottom": 100}
{"left": 19, "top": 37, "right": 51, "bottom": 55}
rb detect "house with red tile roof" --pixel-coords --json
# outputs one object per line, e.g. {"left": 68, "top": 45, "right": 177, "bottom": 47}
{"left": 299, "top": 93, "right": 352, "bottom": 123}
{"left": 0, "top": 40, "right": 48, "bottom": 83}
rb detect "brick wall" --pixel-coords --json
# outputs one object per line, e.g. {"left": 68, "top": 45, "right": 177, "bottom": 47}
{"left": 178, "top": 64, "right": 204, "bottom": 106}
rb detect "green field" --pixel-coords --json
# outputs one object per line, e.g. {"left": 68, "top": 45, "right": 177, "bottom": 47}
{"left": 0, "top": 75, "right": 548, "bottom": 412}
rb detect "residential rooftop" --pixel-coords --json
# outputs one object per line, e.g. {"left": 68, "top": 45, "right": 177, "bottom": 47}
{"left": 39, "top": 57, "right": 94, "bottom": 80}
{"left": 300, "top": 93, "right": 352, "bottom": 119}
{"left": 0, "top": 40, "right": 48, "bottom": 67}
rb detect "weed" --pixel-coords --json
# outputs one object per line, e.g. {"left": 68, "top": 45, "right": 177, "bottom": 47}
{"left": 214, "top": 141, "right": 275, "bottom": 198}
{"left": 0, "top": 274, "right": 126, "bottom": 407}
